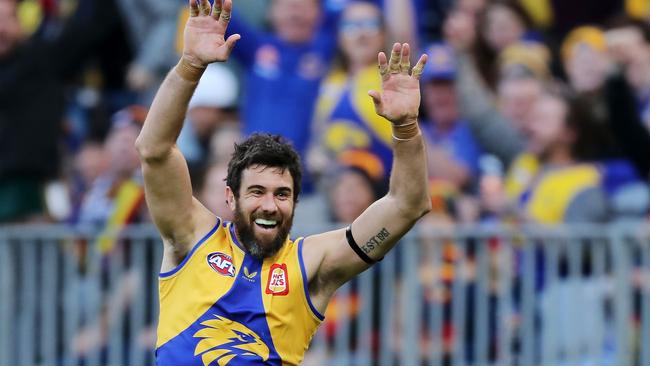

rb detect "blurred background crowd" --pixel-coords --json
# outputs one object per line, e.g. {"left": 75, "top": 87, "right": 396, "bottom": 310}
{"left": 5, "top": 0, "right": 650, "bottom": 363}
{"left": 3, "top": 0, "right": 650, "bottom": 230}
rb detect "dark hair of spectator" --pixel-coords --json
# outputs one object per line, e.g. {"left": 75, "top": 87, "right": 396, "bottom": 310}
{"left": 543, "top": 82, "right": 613, "bottom": 161}
{"left": 226, "top": 134, "right": 302, "bottom": 203}
{"left": 473, "top": 0, "right": 535, "bottom": 90}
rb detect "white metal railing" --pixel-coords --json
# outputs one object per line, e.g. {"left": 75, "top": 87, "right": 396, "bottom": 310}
{"left": 0, "top": 223, "right": 649, "bottom": 366}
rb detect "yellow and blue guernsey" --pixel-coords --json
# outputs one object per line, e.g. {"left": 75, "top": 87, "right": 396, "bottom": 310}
{"left": 156, "top": 219, "right": 324, "bottom": 365}
{"left": 314, "top": 66, "right": 394, "bottom": 176}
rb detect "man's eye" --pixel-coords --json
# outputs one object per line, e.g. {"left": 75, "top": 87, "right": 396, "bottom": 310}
{"left": 251, "top": 190, "right": 263, "bottom": 196}
{"left": 277, "top": 192, "right": 289, "bottom": 199}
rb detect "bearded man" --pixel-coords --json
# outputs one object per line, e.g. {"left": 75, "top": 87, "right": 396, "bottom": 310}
{"left": 136, "top": 0, "right": 431, "bottom": 364}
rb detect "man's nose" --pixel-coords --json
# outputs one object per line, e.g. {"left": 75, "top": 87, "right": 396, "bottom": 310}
{"left": 260, "top": 193, "right": 278, "bottom": 213}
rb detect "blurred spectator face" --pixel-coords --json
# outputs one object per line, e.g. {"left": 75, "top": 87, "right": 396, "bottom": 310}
{"left": 209, "top": 124, "right": 242, "bottom": 163}
{"left": 498, "top": 76, "right": 541, "bottom": 136}
{"left": 625, "top": 44, "right": 650, "bottom": 93}
{"left": 105, "top": 124, "right": 141, "bottom": 176}
{"left": 338, "top": 2, "right": 385, "bottom": 69}
{"left": 423, "top": 80, "right": 459, "bottom": 130}
{"left": 605, "top": 25, "right": 650, "bottom": 98}
{"left": 606, "top": 26, "right": 646, "bottom": 66}
{"left": 484, "top": 3, "right": 525, "bottom": 52}
{"left": 0, "top": 0, "right": 22, "bottom": 57}
{"left": 188, "top": 107, "right": 223, "bottom": 140}
{"left": 270, "top": 0, "right": 320, "bottom": 44}
{"left": 330, "top": 169, "right": 375, "bottom": 223}
{"left": 527, "top": 94, "right": 572, "bottom": 158}
{"left": 457, "top": 0, "right": 487, "bottom": 15}
{"left": 565, "top": 44, "right": 610, "bottom": 93}
{"left": 75, "top": 143, "right": 108, "bottom": 186}
{"left": 201, "top": 163, "right": 233, "bottom": 221}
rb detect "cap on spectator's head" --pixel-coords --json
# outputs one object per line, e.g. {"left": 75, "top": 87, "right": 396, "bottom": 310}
{"left": 499, "top": 41, "right": 551, "bottom": 80}
{"left": 421, "top": 43, "right": 456, "bottom": 82}
{"left": 561, "top": 26, "right": 607, "bottom": 62}
{"left": 337, "top": 149, "right": 385, "bottom": 181}
{"left": 324, "top": 149, "right": 387, "bottom": 199}
{"left": 188, "top": 64, "right": 239, "bottom": 110}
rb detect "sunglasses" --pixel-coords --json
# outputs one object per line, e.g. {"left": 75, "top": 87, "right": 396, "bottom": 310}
{"left": 339, "top": 18, "right": 382, "bottom": 36}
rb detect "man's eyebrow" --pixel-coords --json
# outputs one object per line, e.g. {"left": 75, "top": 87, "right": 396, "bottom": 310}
{"left": 246, "top": 185, "right": 266, "bottom": 191}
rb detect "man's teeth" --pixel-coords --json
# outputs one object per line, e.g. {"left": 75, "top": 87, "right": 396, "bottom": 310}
{"left": 255, "top": 218, "right": 277, "bottom": 226}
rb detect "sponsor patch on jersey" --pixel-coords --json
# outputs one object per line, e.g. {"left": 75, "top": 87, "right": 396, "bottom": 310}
{"left": 207, "top": 252, "right": 236, "bottom": 277}
{"left": 265, "top": 263, "right": 289, "bottom": 296}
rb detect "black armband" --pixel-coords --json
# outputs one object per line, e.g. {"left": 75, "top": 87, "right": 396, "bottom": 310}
{"left": 346, "top": 226, "right": 381, "bottom": 265}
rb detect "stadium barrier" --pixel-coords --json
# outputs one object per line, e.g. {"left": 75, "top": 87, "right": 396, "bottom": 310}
{"left": 0, "top": 223, "right": 649, "bottom": 366}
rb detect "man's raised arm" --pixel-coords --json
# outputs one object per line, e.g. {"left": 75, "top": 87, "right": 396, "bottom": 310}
{"left": 135, "top": 0, "right": 239, "bottom": 266}
{"left": 303, "top": 43, "right": 431, "bottom": 311}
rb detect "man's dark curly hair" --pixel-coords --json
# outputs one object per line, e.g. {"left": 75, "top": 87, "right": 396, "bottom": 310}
{"left": 226, "top": 134, "right": 302, "bottom": 202}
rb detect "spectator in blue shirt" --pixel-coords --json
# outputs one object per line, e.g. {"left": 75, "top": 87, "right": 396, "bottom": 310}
{"left": 420, "top": 43, "right": 483, "bottom": 190}
{"left": 226, "top": 0, "right": 339, "bottom": 192}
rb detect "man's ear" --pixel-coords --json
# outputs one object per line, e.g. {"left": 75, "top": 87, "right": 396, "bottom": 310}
{"left": 225, "top": 186, "right": 236, "bottom": 211}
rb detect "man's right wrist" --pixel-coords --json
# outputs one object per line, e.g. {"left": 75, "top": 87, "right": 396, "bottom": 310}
{"left": 175, "top": 57, "right": 206, "bottom": 82}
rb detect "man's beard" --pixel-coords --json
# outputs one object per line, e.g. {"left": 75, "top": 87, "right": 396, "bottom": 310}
{"left": 233, "top": 202, "right": 294, "bottom": 260}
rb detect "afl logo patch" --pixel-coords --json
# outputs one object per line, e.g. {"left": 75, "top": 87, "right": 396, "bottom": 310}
{"left": 207, "top": 252, "right": 236, "bottom": 277}
{"left": 265, "top": 263, "right": 289, "bottom": 296}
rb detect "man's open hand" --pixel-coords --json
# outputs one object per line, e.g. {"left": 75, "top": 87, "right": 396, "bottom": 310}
{"left": 183, "top": 0, "right": 240, "bottom": 68}
{"left": 369, "top": 43, "right": 428, "bottom": 125}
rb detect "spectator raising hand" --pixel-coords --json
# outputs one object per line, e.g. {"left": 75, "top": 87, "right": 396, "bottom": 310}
{"left": 444, "top": 10, "right": 476, "bottom": 52}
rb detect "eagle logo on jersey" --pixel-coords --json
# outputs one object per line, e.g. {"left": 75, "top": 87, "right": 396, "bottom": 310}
{"left": 193, "top": 315, "right": 270, "bottom": 365}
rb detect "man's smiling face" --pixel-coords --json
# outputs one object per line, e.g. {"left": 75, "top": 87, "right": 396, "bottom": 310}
{"left": 228, "top": 164, "right": 295, "bottom": 259}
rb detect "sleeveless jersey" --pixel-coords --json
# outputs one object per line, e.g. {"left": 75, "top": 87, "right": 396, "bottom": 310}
{"left": 505, "top": 153, "right": 602, "bottom": 224}
{"left": 156, "top": 219, "right": 324, "bottom": 365}
{"left": 314, "top": 66, "right": 394, "bottom": 177}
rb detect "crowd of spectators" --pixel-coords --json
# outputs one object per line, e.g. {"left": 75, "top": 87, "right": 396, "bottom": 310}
{"left": 4, "top": 0, "right": 650, "bottom": 230}
{"left": 4, "top": 0, "right": 650, "bottom": 362}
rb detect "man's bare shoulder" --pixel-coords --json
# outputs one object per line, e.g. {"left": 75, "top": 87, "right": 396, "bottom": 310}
{"left": 159, "top": 198, "right": 220, "bottom": 272}
{"left": 300, "top": 228, "right": 345, "bottom": 280}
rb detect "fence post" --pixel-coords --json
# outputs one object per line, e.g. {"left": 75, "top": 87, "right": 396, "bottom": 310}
{"left": 611, "top": 227, "right": 632, "bottom": 366}
{"left": 401, "top": 234, "right": 420, "bottom": 366}
{"left": 520, "top": 235, "right": 536, "bottom": 366}
{"left": 0, "top": 233, "right": 14, "bottom": 366}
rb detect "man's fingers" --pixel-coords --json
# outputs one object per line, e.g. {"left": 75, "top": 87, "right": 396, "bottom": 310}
{"left": 368, "top": 90, "right": 382, "bottom": 112}
{"left": 223, "top": 34, "right": 240, "bottom": 55}
{"left": 378, "top": 52, "right": 389, "bottom": 79}
{"left": 388, "top": 43, "right": 402, "bottom": 74}
{"left": 199, "top": 0, "right": 210, "bottom": 15}
{"left": 411, "top": 54, "right": 428, "bottom": 80}
{"left": 219, "top": 0, "right": 232, "bottom": 26}
{"left": 211, "top": 0, "right": 222, "bottom": 19}
{"left": 189, "top": 0, "right": 199, "bottom": 17}
{"left": 400, "top": 43, "right": 411, "bottom": 74}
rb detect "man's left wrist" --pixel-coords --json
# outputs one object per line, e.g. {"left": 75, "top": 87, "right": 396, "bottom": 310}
{"left": 392, "top": 116, "right": 418, "bottom": 126}
{"left": 392, "top": 117, "right": 420, "bottom": 141}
